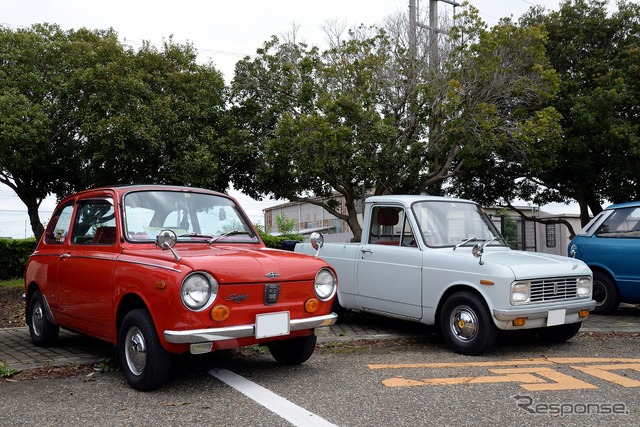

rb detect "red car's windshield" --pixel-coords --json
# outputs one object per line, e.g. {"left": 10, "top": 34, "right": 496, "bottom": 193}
{"left": 123, "top": 190, "right": 259, "bottom": 243}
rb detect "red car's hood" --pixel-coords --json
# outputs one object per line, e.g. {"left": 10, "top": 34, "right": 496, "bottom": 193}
{"left": 121, "top": 244, "right": 329, "bottom": 284}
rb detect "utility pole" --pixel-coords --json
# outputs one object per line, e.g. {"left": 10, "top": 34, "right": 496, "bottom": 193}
{"left": 408, "top": 0, "right": 460, "bottom": 70}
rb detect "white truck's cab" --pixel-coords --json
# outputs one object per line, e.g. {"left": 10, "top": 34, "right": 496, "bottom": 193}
{"left": 296, "top": 195, "right": 596, "bottom": 355}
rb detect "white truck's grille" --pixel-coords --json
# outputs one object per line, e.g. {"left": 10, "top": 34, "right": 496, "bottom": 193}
{"left": 530, "top": 277, "right": 579, "bottom": 302}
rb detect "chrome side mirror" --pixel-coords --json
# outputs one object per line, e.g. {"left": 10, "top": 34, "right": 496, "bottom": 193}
{"left": 310, "top": 232, "right": 324, "bottom": 256}
{"left": 156, "top": 229, "right": 181, "bottom": 261}
{"left": 472, "top": 243, "right": 483, "bottom": 257}
{"left": 569, "top": 244, "right": 577, "bottom": 258}
{"left": 472, "top": 243, "right": 486, "bottom": 265}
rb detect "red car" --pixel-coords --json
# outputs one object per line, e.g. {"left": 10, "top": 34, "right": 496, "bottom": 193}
{"left": 24, "top": 185, "right": 337, "bottom": 390}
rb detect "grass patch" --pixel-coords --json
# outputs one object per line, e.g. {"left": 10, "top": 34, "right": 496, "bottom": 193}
{"left": 0, "top": 360, "right": 20, "bottom": 377}
{"left": 95, "top": 357, "right": 120, "bottom": 373}
{"left": 0, "top": 278, "right": 22, "bottom": 288}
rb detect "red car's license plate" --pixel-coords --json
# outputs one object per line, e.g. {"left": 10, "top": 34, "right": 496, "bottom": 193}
{"left": 255, "top": 312, "right": 290, "bottom": 339}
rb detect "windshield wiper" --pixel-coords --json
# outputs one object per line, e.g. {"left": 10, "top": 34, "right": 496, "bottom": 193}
{"left": 178, "top": 233, "right": 214, "bottom": 240}
{"left": 454, "top": 237, "right": 478, "bottom": 250}
{"left": 209, "top": 230, "right": 250, "bottom": 244}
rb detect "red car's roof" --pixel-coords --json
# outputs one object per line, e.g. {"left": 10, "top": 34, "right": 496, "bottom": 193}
{"left": 59, "top": 185, "right": 230, "bottom": 200}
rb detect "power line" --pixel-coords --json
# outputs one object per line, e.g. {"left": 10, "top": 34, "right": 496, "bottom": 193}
{"left": 1, "top": 21, "right": 254, "bottom": 61}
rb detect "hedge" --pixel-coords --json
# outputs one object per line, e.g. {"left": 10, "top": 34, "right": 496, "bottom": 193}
{"left": 0, "top": 230, "right": 301, "bottom": 280}
{"left": 0, "top": 238, "right": 37, "bottom": 280}
{"left": 256, "top": 229, "right": 303, "bottom": 250}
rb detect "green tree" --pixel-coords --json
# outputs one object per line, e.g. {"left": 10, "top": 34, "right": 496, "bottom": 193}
{"left": 0, "top": 24, "right": 98, "bottom": 239}
{"left": 0, "top": 24, "right": 231, "bottom": 240}
{"left": 231, "top": 4, "right": 559, "bottom": 242}
{"left": 495, "top": 209, "right": 519, "bottom": 249}
{"left": 445, "top": 6, "right": 563, "bottom": 209}
{"left": 519, "top": 0, "right": 640, "bottom": 225}
{"left": 275, "top": 213, "right": 297, "bottom": 234}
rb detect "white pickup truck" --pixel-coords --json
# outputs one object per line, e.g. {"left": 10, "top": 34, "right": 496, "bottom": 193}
{"left": 295, "top": 195, "right": 596, "bottom": 355}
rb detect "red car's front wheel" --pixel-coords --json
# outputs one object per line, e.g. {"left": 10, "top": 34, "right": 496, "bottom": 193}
{"left": 119, "top": 308, "right": 171, "bottom": 391}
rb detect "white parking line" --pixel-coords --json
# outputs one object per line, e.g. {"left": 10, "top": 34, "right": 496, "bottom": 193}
{"left": 209, "top": 368, "right": 337, "bottom": 427}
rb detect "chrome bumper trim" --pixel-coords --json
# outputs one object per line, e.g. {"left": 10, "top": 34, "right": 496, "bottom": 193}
{"left": 493, "top": 300, "right": 596, "bottom": 321}
{"left": 164, "top": 313, "right": 338, "bottom": 344}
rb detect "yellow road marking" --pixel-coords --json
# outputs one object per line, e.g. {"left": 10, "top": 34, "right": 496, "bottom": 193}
{"left": 371, "top": 358, "right": 640, "bottom": 391}
{"left": 383, "top": 373, "right": 544, "bottom": 387}
{"left": 369, "top": 359, "right": 554, "bottom": 370}
{"left": 491, "top": 368, "right": 598, "bottom": 391}
{"left": 368, "top": 358, "right": 640, "bottom": 370}
{"left": 381, "top": 368, "right": 595, "bottom": 391}
{"left": 573, "top": 363, "right": 640, "bottom": 388}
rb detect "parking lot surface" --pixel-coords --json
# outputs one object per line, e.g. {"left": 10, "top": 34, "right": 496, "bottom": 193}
{"left": 1, "top": 306, "right": 639, "bottom": 372}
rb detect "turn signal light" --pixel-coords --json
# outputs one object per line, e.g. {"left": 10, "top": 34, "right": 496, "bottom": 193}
{"left": 305, "top": 298, "right": 320, "bottom": 313}
{"left": 512, "top": 318, "right": 526, "bottom": 327}
{"left": 211, "top": 305, "right": 230, "bottom": 321}
{"left": 578, "top": 310, "right": 590, "bottom": 318}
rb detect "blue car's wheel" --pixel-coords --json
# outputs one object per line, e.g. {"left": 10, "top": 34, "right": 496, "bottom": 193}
{"left": 592, "top": 271, "right": 620, "bottom": 315}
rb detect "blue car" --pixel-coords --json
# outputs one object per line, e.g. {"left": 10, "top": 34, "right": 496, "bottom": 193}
{"left": 569, "top": 201, "right": 640, "bottom": 314}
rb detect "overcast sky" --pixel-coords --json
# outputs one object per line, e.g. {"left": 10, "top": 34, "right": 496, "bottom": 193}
{"left": 1, "top": 0, "right": 571, "bottom": 238}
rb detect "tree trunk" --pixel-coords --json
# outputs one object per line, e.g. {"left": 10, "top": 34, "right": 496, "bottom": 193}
{"left": 344, "top": 197, "right": 362, "bottom": 242}
{"left": 27, "top": 204, "right": 45, "bottom": 242}
{"left": 15, "top": 189, "right": 45, "bottom": 241}
{"left": 587, "top": 196, "right": 603, "bottom": 219}
{"left": 576, "top": 198, "right": 591, "bottom": 228}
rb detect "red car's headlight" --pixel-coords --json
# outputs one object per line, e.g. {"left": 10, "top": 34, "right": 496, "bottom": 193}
{"left": 181, "top": 272, "right": 218, "bottom": 311}
{"left": 314, "top": 268, "right": 337, "bottom": 302}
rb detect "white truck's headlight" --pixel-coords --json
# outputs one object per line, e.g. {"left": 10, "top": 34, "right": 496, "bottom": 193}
{"left": 576, "top": 276, "right": 592, "bottom": 298}
{"left": 314, "top": 268, "right": 337, "bottom": 301}
{"left": 511, "top": 281, "right": 531, "bottom": 304}
{"left": 181, "top": 272, "right": 218, "bottom": 311}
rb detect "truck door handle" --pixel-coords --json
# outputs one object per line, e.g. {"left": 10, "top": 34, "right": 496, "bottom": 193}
{"left": 361, "top": 248, "right": 373, "bottom": 255}
{"left": 60, "top": 253, "right": 71, "bottom": 259}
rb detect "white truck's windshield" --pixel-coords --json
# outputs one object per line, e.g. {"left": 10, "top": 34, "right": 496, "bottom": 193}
{"left": 412, "top": 201, "right": 505, "bottom": 248}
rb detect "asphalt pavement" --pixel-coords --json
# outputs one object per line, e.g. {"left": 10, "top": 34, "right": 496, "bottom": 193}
{"left": 1, "top": 305, "right": 639, "bottom": 372}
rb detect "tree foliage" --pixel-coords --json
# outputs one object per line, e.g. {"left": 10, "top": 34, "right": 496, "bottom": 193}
{"left": 0, "top": 24, "right": 231, "bottom": 239}
{"left": 518, "top": 0, "right": 640, "bottom": 225}
{"left": 231, "top": 4, "right": 560, "bottom": 241}
{"left": 445, "top": 6, "right": 562, "bottom": 207}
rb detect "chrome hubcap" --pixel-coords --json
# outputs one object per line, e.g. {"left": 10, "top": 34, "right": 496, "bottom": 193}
{"left": 450, "top": 305, "right": 479, "bottom": 342}
{"left": 32, "top": 303, "right": 44, "bottom": 337}
{"left": 125, "top": 327, "right": 147, "bottom": 376}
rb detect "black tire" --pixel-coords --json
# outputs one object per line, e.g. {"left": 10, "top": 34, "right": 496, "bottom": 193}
{"left": 592, "top": 271, "right": 620, "bottom": 315}
{"left": 27, "top": 290, "right": 60, "bottom": 347}
{"left": 439, "top": 291, "right": 498, "bottom": 356}
{"left": 331, "top": 297, "right": 346, "bottom": 319}
{"left": 538, "top": 322, "right": 582, "bottom": 343}
{"left": 118, "top": 308, "right": 171, "bottom": 391}
{"left": 267, "top": 334, "right": 317, "bottom": 365}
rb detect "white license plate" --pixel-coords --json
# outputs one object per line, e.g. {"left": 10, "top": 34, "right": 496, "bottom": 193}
{"left": 547, "top": 308, "right": 566, "bottom": 326}
{"left": 255, "top": 312, "right": 290, "bottom": 339}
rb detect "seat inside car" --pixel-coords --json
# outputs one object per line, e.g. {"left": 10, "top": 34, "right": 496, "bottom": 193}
{"left": 372, "top": 207, "right": 400, "bottom": 246}
{"left": 92, "top": 226, "right": 117, "bottom": 244}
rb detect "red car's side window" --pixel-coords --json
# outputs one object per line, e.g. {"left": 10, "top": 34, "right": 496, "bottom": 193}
{"left": 71, "top": 199, "right": 117, "bottom": 245}
{"left": 43, "top": 202, "right": 75, "bottom": 245}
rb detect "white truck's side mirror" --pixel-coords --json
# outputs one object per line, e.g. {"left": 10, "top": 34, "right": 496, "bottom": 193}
{"left": 310, "top": 232, "right": 324, "bottom": 256}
